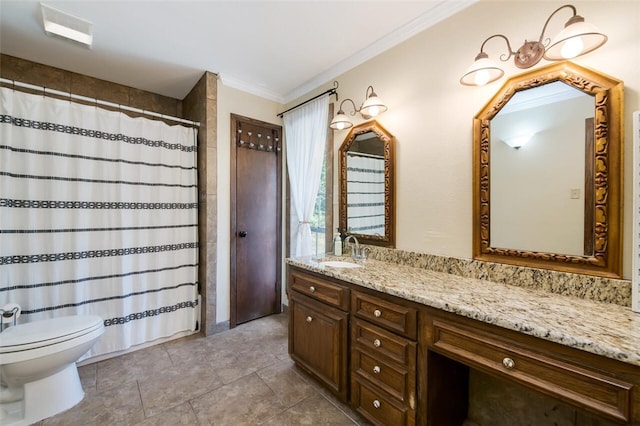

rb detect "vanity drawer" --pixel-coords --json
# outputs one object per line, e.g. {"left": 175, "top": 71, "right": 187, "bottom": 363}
{"left": 352, "top": 290, "right": 417, "bottom": 339}
{"left": 352, "top": 317, "right": 416, "bottom": 367}
{"left": 352, "top": 377, "right": 414, "bottom": 426}
{"left": 289, "top": 270, "right": 349, "bottom": 310}
{"left": 429, "top": 317, "right": 633, "bottom": 423}
{"left": 352, "top": 348, "right": 416, "bottom": 405}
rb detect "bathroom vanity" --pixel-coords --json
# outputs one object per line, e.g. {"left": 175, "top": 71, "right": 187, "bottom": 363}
{"left": 286, "top": 257, "right": 640, "bottom": 425}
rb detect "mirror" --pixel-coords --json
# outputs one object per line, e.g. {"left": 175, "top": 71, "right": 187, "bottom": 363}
{"left": 473, "top": 61, "right": 623, "bottom": 278}
{"left": 339, "top": 121, "right": 395, "bottom": 247}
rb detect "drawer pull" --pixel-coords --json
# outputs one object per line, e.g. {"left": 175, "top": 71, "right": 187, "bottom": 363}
{"left": 374, "top": 309, "right": 382, "bottom": 317}
{"left": 373, "top": 338, "right": 381, "bottom": 347}
{"left": 373, "top": 365, "right": 381, "bottom": 374}
{"left": 502, "top": 357, "right": 515, "bottom": 369}
{"left": 306, "top": 316, "right": 313, "bottom": 323}
{"left": 373, "top": 400, "right": 381, "bottom": 409}
{"left": 309, "top": 286, "right": 316, "bottom": 293}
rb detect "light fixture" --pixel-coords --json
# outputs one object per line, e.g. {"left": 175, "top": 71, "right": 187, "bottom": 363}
{"left": 329, "top": 86, "right": 388, "bottom": 130}
{"left": 503, "top": 134, "right": 534, "bottom": 149}
{"left": 460, "top": 4, "right": 607, "bottom": 86}
{"left": 41, "top": 3, "right": 93, "bottom": 48}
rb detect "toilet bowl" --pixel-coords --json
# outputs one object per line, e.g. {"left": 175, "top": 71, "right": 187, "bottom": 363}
{"left": 0, "top": 315, "right": 104, "bottom": 426}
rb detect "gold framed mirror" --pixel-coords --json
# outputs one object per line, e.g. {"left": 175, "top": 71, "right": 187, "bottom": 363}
{"left": 473, "top": 61, "right": 623, "bottom": 278}
{"left": 339, "top": 121, "right": 395, "bottom": 247}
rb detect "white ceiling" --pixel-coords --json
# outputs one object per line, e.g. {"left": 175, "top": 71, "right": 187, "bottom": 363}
{"left": 0, "top": 1, "right": 475, "bottom": 103}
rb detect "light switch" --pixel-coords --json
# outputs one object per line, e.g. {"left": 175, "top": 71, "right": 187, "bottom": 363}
{"left": 570, "top": 188, "right": 581, "bottom": 199}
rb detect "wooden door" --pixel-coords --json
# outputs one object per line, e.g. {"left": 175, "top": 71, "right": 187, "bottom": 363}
{"left": 230, "top": 114, "right": 282, "bottom": 326}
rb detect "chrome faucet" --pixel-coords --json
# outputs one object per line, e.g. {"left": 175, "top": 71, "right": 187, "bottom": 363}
{"left": 344, "top": 235, "right": 370, "bottom": 260}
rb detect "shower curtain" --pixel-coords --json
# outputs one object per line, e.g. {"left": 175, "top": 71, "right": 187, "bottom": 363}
{"left": 346, "top": 152, "right": 385, "bottom": 236}
{"left": 0, "top": 88, "right": 199, "bottom": 359}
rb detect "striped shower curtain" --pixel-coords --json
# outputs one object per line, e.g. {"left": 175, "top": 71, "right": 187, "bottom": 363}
{"left": 346, "top": 152, "right": 385, "bottom": 236}
{"left": 0, "top": 88, "right": 199, "bottom": 359}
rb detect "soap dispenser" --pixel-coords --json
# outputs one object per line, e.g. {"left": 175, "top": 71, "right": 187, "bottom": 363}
{"left": 333, "top": 231, "right": 342, "bottom": 256}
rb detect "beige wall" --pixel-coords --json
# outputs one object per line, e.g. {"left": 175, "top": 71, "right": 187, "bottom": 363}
{"left": 291, "top": 0, "right": 638, "bottom": 280}
{"left": 216, "top": 83, "right": 283, "bottom": 323}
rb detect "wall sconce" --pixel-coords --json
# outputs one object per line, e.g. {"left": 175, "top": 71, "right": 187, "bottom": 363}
{"left": 503, "top": 134, "right": 534, "bottom": 149}
{"left": 329, "top": 86, "right": 387, "bottom": 130}
{"left": 460, "top": 4, "right": 607, "bottom": 86}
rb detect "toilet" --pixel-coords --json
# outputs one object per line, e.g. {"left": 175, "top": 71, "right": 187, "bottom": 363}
{"left": 0, "top": 315, "right": 104, "bottom": 426}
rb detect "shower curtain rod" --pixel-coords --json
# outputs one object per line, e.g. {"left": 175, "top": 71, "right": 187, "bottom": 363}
{"left": 0, "top": 78, "right": 200, "bottom": 128}
{"left": 276, "top": 81, "right": 339, "bottom": 118}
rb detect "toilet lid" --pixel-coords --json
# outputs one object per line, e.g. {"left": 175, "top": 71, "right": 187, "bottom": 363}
{"left": 0, "top": 315, "right": 103, "bottom": 353}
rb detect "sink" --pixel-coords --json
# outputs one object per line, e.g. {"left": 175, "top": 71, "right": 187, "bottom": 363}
{"left": 319, "top": 260, "right": 362, "bottom": 269}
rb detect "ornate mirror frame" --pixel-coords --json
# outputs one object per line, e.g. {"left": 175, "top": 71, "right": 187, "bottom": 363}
{"left": 472, "top": 61, "right": 623, "bottom": 278}
{"left": 339, "top": 120, "right": 395, "bottom": 247}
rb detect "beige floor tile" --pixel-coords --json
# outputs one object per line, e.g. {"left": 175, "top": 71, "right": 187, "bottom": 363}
{"left": 42, "top": 380, "right": 145, "bottom": 426}
{"left": 138, "top": 359, "right": 223, "bottom": 417}
{"left": 135, "top": 401, "right": 198, "bottom": 425}
{"left": 190, "top": 373, "right": 286, "bottom": 425}
{"left": 261, "top": 393, "right": 359, "bottom": 425}
{"left": 256, "top": 358, "right": 317, "bottom": 408}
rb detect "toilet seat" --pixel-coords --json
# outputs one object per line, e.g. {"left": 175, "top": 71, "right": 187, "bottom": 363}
{"left": 0, "top": 315, "right": 104, "bottom": 354}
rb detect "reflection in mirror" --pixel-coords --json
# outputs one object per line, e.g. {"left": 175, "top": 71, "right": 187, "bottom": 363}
{"left": 473, "top": 61, "right": 623, "bottom": 278}
{"left": 490, "top": 81, "right": 594, "bottom": 256}
{"left": 339, "top": 121, "right": 395, "bottom": 247}
{"left": 346, "top": 133, "right": 385, "bottom": 237}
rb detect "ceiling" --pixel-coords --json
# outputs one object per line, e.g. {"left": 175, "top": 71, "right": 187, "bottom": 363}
{"left": 0, "top": 1, "right": 475, "bottom": 103}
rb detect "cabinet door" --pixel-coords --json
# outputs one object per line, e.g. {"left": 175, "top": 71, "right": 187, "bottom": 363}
{"left": 289, "top": 291, "right": 349, "bottom": 401}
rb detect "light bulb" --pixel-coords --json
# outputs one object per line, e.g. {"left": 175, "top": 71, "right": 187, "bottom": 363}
{"left": 560, "top": 37, "right": 584, "bottom": 59}
{"left": 367, "top": 106, "right": 380, "bottom": 117}
{"left": 474, "top": 69, "right": 490, "bottom": 86}
{"left": 336, "top": 122, "right": 346, "bottom": 130}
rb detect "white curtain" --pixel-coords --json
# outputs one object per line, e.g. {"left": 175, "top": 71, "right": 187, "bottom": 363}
{"left": 0, "top": 88, "right": 199, "bottom": 359}
{"left": 283, "top": 95, "right": 329, "bottom": 257}
{"left": 346, "top": 152, "right": 385, "bottom": 236}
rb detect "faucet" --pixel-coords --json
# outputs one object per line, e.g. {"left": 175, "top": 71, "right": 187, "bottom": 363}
{"left": 344, "top": 235, "right": 370, "bottom": 260}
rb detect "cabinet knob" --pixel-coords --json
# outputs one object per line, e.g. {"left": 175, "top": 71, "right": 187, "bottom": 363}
{"left": 373, "top": 366, "right": 381, "bottom": 374}
{"left": 374, "top": 309, "right": 382, "bottom": 318}
{"left": 306, "top": 316, "right": 313, "bottom": 323}
{"left": 309, "top": 286, "right": 315, "bottom": 293}
{"left": 373, "top": 400, "right": 381, "bottom": 409}
{"left": 373, "top": 339, "right": 381, "bottom": 348}
{"left": 502, "top": 357, "right": 515, "bottom": 369}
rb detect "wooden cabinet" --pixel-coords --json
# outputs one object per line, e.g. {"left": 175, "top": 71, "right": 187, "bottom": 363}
{"left": 351, "top": 290, "right": 418, "bottom": 426}
{"left": 423, "top": 307, "right": 640, "bottom": 425}
{"left": 288, "top": 269, "right": 349, "bottom": 401}
{"left": 287, "top": 265, "right": 640, "bottom": 425}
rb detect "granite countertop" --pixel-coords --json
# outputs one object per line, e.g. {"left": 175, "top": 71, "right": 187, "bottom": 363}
{"left": 286, "top": 255, "right": 640, "bottom": 368}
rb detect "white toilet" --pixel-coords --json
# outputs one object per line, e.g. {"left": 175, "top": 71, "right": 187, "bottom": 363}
{"left": 0, "top": 315, "right": 104, "bottom": 426}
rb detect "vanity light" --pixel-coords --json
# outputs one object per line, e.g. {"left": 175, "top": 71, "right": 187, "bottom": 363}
{"left": 329, "top": 86, "right": 387, "bottom": 130}
{"left": 41, "top": 3, "right": 93, "bottom": 48}
{"left": 460, "top": 4, "right": 607, "bottom": 86}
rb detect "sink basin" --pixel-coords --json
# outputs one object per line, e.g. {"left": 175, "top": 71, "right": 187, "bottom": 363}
{"left": 319, "top": 260, "right": 362, "bottom": 268}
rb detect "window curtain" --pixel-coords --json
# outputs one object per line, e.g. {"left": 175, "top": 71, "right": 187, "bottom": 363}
{"left": 283, "top": 95, "right": 329, "bottom": 257}
{"left": 0, "top": 88, "right": 199, "bottom": 360}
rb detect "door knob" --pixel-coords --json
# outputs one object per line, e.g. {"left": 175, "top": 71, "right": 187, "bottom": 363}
{"left": 239, "top": 231, "right": 248, "bottom": 238}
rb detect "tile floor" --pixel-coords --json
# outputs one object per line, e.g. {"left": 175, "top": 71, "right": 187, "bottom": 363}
{"left": 37, "top": 313, "right": 369, "bottom": 425}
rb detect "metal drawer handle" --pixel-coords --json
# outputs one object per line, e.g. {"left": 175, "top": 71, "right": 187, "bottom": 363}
{"left": 373, "top": 400, "right": 381, "bottom": 409}
{"left": 306, "top": 316, "right": 313, "bottom": 323}
{"left": 309, "top": 286, "right": 316, "bottom": 293}
{"left": 502, "top": 357, "right": 515, "bottom": 369}
{"left": 373, "top": 339, "right": 381, "bottom": 348}
{"left": 373, "top": 366, "right": 381, "bottom": 374}
{"left": 374, "top": 309, "right": 382, "bottom": 317}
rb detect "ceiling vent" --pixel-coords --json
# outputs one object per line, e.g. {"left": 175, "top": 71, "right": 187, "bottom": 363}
{"left": 41, "top": 3, "right": 93, "bottom": 48}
